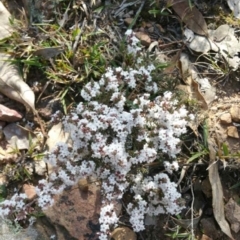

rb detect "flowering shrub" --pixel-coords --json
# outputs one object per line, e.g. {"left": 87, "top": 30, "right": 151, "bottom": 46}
{"left": 0, "top": 30, "right": 193, "bottom": 238}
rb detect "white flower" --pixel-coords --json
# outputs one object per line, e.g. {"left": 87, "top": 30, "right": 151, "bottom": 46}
{"left": 125, "top": 29, "right": 133, "bottom": 36}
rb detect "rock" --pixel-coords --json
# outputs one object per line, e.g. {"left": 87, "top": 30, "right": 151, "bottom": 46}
{"left": 0, "top": 218, "right": 40, "bottom": 240}
{"left": 225, "top": 198, "right": 240, "bottom": 233}
{"left": 219, "top": 112, "right": 232, "bottom": 124}
{"left": 0, "top": 104, "right": 22, "bottom": 122}
{"left": 124, "top": 18, "right": 134, "bottom": 26}
{"left": 23, "top": 184, "right": 36, "bottom": 200}
{"left": 201, "top": 234, "right": 213, "bottom": 240}
{"left": 0, "top": 146, "right": 18, "bottom": 163}
{"left": 227, "top": 126, "right": 239, "bottom": 138}
{"left": 145, "top": 214, "right": 157, "bottom": 226}
{"left": 200, "top": 218, "right": 223, "bottom": 239}
{"left": 44, "top": 182, "right": 101, "bottom": 239}
{"left": 38, "top": 99, "right": 63, "bottom": 120}
{"left": 201, "top": 178, "right": 212, "bottom": 198}
{"left": 135, "top": 32, "right": 151, "bottom": 46}
{"left": 35, "top": 159, "right": 47, "bottom": 176}
{"left": 78, "top": 178, "right": 89, "bottom": 192}
{"left": 3, "top": 123, "right": 37, "bottom": 150}
{"left": 230, "top": 105, "right": 240, "bottom": 122}
{"left": 111, "top": 227, "right": 136, "bottom": 240}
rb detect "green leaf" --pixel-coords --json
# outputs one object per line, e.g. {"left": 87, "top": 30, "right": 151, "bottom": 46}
{"left": 230, "top": 182, "right": 240, "bottom": 189}
{"left": 187, "top": 149, "right": 208, "bottom": 163}
{"left": 222, "top": 143, "right": 229, "bottom": 156}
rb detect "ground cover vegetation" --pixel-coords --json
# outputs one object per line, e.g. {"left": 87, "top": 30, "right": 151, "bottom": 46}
{"left": 0, "top": 0, "right": 240, "bottom": 239}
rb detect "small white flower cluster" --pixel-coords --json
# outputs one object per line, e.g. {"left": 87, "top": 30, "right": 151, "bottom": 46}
{"left": 0, "top": 30, "right": 191, "bottom": 236}
{"left": 130, "top": 172, "right": 184, "bottom": 225}
{"left": 99, "top": 203, "right": 118, "bottom": 240}
{"left": 127, "top": 196, "right": 148, "bottom": 232}
{"left": 35, "top": 149, "right": 96, "bottom": 209}
{"left": 0, "top": 193, "right": 28, "bottom": 220}
{"left": 125, "top": 29, "right": 141, "bottom": 55}
{"left": 164, "top": 161, "right": 179, "bottom": 174}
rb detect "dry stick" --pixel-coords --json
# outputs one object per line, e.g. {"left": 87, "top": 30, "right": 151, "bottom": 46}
{"left": 72, "top": 18, "right": 87, "bottom": 55}
{"left": 159, "top": 40, "right": 183, "bottom": 48}
{"left": 33, "top": 109, "right": 48, "bottom": 151}
{"left": 190, "top": 182, "right": 195, "bottom": 239}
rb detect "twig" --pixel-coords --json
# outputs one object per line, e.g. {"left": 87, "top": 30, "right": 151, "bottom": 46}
{"left": 190, "top": 182, "right": 195, "bottom": 239}
{"left": 72, "top": 18, "right": 87, "bottom": 54}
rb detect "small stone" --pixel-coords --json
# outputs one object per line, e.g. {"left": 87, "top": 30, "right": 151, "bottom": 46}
{"left": 111, "top": 227, "right": 136, "bottom": 240}
{"left": 23, "top": 184, "right": 36, "bottom": 200}
{"left": 210, "top": 106, "right": 218, "bottom": 111}
{"left": 124, "top": 18, "right": 133, "bottom": 26}
{"left": 227, "top": 126, "right": 239, "bottom": 138}
{"left": 145, "top": 214, "right": 157, "bottom": 226}
{"left": 0, "top": 104, "right": 22, "bottom": 122}
{"left": 78, "top": 178, "right": 89, "bottom": 192}
{"left": 230, "top": 105, "right": 240, "bottom": 122}
{"left": 219, "top": 112, "right": 232, "bottom": 124}
{"left": 135, "top": 32, "right": 151, "bottom": 46}
{"left": 225, "top": 198, "right": 240, "bottom": 233}
{"left": 3, "top": 123, "right": 37, "bottom": 150}
{"left": 35, "top": 160, "right": 47, "bottom": 176}
{"left": 201, "top": 234, "right": 213, "bottom": 240}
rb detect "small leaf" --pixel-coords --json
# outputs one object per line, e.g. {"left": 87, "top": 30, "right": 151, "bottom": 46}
{"left": 187, "top": 150, "right": 207, "bottom": 163}
{"left": 230, "top": 182, "right": 240, "bottom": 190}
{"left": 169, "top": 0, "right": 208, "bottom": 36}
{"left": 34, "top": 46, "right": 64, "bottom": 59}
{"left": 222, "top": 143, "right": 229, "bottom": 156}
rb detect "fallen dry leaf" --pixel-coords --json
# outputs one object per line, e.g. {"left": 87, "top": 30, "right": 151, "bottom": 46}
{"left": 208, "top": 138, "right": 234, "bottom": 240}
{"left": 185, "top": 24, "right": 240, "bottom": 71}
{"left": 0, "top": 6, "right": 35, "bottom": 111}
{"left": 168, "top": 0, "right": 208, "bottom": 36}
{"left": 0, "top": 2, "right": 14, "bottom": 40}
{"left": 178, "top": 53, "right": 209, "bottom": 110}
{"left": 0, "top": 53, "right": 35, "bottom": 110}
